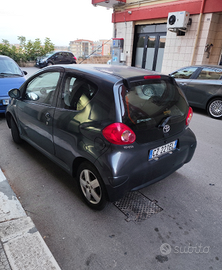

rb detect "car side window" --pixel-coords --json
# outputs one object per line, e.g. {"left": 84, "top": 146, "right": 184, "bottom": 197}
{"left": 171, "top": 67, "right": 198, "bottom": 79}
{"left": 62, "top": 75, "right": 97, "bottom": 110}
{"left": 197, "top": 68, "right": 222, "bottom": 80}
{"left": 25, "top": 72, "right": 60, "bottom": 105}
{"left": 52, "top": 53, "right": 57, "bottom": 59}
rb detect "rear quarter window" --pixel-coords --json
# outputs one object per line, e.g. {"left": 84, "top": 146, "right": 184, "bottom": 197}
{"left": 197, "top": 67, "right": 222, "bottom": 80}
{"left": 62, "top": 75, "right": 97, "bottom": 111}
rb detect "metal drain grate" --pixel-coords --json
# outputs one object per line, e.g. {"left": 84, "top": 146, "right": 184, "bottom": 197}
{"left": 114, "top": 191, "right": 163, "bottom": 222}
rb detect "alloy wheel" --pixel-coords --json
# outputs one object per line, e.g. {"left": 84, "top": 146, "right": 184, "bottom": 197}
{"left": 208, "top": 99, "right": 222, "bottom": 118}
{"left": 79, "top": 169, "right": 102, "bottom": 205}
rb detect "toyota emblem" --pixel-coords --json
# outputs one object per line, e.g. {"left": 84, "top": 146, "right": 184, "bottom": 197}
{"left": 163, "top": 124, "right": 170, "bottom": 133}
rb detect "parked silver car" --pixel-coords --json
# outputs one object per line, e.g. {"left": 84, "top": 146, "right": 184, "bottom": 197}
{"left": 170, "top": 65, "right": 222, "bottom": 119}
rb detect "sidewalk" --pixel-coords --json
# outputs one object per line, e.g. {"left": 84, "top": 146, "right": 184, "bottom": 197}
{"left": 0, "top": 168, "right": 61, "bottom": 270}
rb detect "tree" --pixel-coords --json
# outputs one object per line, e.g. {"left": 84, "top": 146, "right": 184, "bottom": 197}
{"left": 43, "top": 37, "right": 54, "bottom": 55}
{"left": 18, "top": 36, "right": 26, "bottom": 51}
{"left": 0, "top": 36, "right": 55, "bottom": 63}
{"left": 0, "top": 40, "right": 11, "bottom": 56}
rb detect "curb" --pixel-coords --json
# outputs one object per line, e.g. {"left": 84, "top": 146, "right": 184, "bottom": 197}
{"left": 0, "top": 169, "right": 61, "bottom": 270}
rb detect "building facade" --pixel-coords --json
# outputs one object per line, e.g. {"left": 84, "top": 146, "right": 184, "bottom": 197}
{"left": 92, "top": 40, "right": 112, "bottom": 56}
{"left": 92, "top": 0, "right": 222, "bottom": 74}
{"left": 69, "top": 39, "right": 93, "bottom": 58}
{"left": 69, "top": 39, "right": 112, "bottom": 58}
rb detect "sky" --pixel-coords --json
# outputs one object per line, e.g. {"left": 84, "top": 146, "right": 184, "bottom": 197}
{"left": 0, "top": 0, "right": 113, "bottom": 46}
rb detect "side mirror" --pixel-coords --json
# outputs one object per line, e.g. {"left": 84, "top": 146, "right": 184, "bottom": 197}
{"left": 8, "top": 88, "right": 21, "bottom": 99}
{"left": 23, "top": 71, "right": 28, "bottom": 75}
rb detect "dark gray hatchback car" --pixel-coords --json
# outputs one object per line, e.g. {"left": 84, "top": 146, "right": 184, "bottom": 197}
{"left": 6, "top": 65, "right": 196, "bottom": 210}
{"left": 170, "top": 65, "right": 222, "bottom": 119}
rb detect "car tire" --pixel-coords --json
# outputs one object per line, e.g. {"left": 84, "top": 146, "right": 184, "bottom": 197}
{"left": 207, "top": 98, "right": 222, "bottom": 119}
{"left": 77, "top": 162, "right": 107, "bottom": 210}
{"left": 11, "top": 117, "right": 22, "bottom": 144}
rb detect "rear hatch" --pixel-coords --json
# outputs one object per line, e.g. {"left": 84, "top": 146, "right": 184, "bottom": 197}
{"left": 119, "top": 75, "right": 188, "bottom": 143}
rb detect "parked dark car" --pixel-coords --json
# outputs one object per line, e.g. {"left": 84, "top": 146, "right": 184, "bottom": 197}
{"left": 6, "top": 65, "right": 196, "bottom": 210}
{"left": 0, "top": 55, "right": 27, "bottom": 113}
{"left": 170, "top": 65, "right": 222, "bottom": 119}
{"left": 36, "top": 51, "right": 77, "bottom": 68}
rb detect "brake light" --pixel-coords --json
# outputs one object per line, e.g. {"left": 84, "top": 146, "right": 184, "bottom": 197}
{"left": 186, "top": 107, "right": 193, "bottom": 125}
{"left": 102, "top": 123, "right": 136, "bottom": 145}
{"left": 74, "top": 56, "right": 77, "bottom": 60}
{"left": 144, "top": 75, "right": 161, "bottom": 80}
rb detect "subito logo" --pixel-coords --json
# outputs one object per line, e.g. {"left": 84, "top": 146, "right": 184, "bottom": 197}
{"left": 160, "top": 243, "right": 172, "bottom": 255}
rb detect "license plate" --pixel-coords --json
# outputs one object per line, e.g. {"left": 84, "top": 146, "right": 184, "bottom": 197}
{"left": 149, "top": 140, "right": 178, "bottom": 160}
{"left": 2, "top": 99, "right": 9, "bottom": 105}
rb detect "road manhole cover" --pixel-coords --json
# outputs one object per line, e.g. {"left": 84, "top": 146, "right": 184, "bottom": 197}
{"left": 114, "top": 191, "right": 163, "bottom": 222}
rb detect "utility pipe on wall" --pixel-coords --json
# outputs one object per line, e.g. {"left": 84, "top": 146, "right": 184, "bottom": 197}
{"left": 190, "top": 0, "right": 206, "bottom": 65}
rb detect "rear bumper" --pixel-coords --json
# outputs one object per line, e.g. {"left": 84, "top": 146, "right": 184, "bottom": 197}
{"left": 95, "top": 128, "right": 197, "bottom": 202}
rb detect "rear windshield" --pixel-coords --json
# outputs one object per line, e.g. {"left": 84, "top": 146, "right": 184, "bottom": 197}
{"left": 120, "top": 77, "right": 187, "bottom": 129}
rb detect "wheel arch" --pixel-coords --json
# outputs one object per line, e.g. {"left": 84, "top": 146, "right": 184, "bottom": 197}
{"left": 5, "top": 111, "right": 14, "bottom": 128}
{"left": 72, "top": 157, "right": 97, "bottom": 178}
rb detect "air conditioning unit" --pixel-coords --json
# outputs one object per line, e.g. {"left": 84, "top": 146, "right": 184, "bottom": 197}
{"left": 167, "top": 11, "right": 190, "bottom": 30}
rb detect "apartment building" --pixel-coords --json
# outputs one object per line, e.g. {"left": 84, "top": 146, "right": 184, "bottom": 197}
{"left": 69, "top": 39, "right": 112, "bottom": 58}
{"left": 93, "top": 39, "right": 112, "bottom": 56}
{"left": 92, "top": 0, "right": 222, "bottom": 74}
{"left": 69, "top": 39, "right": 93, "bottom": 58}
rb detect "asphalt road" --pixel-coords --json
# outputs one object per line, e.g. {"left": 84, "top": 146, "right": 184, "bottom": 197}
{"left": 0, "top": 67, "right": 222, "bottom": 270}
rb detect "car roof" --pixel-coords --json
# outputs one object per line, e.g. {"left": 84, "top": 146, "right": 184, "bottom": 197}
{"left": 58, "top": 64, "right": 163, "bottom": 82}
{"left": 181, "top": 65, "right": 222, "bottom": 69}
{"left": 53, "top": 51, "right": 73, "bottom": 54}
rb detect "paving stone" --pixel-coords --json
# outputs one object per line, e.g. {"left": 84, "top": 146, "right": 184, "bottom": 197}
{"left": 0, "top": 169, "right": 61, "bottom": 270}
{"left": 0, "top": 242, "right": 11, "bottom": 270}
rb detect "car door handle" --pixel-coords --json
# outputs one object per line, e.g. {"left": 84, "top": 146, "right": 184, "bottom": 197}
{"left": 180, "top": 82, "right": 187, "bottom": 86}
{"left": 45, "top": 112, "right": 51, "bottom": 120}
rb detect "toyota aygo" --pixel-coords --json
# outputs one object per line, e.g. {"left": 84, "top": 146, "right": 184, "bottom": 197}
{"left": 6, "top": 65, "right": 196, "bottom": 210}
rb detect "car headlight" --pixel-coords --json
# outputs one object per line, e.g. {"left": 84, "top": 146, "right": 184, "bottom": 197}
{"left": 40, "top": 58, "right": 47, "bottom": 63}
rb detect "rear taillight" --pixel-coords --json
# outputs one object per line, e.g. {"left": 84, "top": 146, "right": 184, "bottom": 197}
{"left": 102, "top": 123, "right": 136, "bottom": 145}
{"left": 74, "top": 56, "right": 77, "bottom": 60}
{"left": 186, "top": 107, "right": 193, "bottom": 125}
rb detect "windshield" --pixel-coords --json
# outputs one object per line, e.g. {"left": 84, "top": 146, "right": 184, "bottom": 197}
{"left": 0, "top": 57, "right": 23, "bottom": 76}
{"left": 44, "top": 52, "right": 54, "bottom": 58}
{"left": 120, "top": 77, "right": 187, "bottom": 129}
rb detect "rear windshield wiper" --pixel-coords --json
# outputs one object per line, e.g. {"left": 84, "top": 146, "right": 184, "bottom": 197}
{"left": 158, "top": 115, "right": 179, "bottom": 128}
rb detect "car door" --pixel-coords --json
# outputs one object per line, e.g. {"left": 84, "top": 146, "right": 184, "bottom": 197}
{"left": 183, "top": 67, "right": 222, "bottom": 108}
{"left": 17, "top": 69, "right": 63, "bottom": 154}
{"left": 67, "top": 53, "right": 73, "bottom": 64}
{"left": 52, "top": 72, "right": 99, "bottom": 173}
{"left": 53, "top": 53, "right": 62, "bottom": 64}
{"left": 170, "top": 66, "right": 199, "bottom": 98}
{"left": 62, "top": 53, "right": 70, "bottom": 64}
